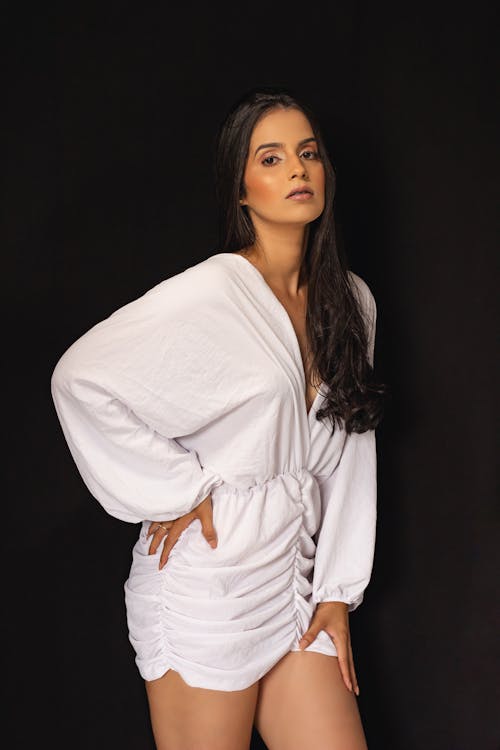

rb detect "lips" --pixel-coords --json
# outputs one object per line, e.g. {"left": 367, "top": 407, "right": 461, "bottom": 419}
{"left": 286, "top": 185, "right": 314, "bottom": 198}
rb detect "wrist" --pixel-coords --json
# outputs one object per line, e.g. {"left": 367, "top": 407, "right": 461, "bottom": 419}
{"left": 317, "top": 600, "right": 349, "bottom": 610}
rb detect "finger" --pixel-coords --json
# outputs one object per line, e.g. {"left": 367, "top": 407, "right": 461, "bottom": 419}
{"left": 148, "top": 525, "right": 172, "bottom": 555}
{"left": 159, "top": 520, "right": 191, "bottom": 569}
{"left": 348, "top": 638, "right": 360, "bottom": 696}
{"left": 198, "top": 502, "right": 218, "bottom": 549}
{"left": 331, "top": 634, "right": 352, "bottom": 692}
{"left": 146, "top": 521, "right": 166, "bottom": 539}
{"left": 146, "top": 521, "right": 171, "bottom": 540}
{"left": 298, "top": 623, "right": 322, "bottom": 651}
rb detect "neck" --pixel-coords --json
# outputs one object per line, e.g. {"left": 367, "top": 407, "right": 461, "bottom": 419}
{"left": 242, "top": 217, "right": 308, "bottom": 298}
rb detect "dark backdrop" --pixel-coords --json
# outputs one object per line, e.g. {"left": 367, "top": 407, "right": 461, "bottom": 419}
{"left": 4, "top": 4, "right": 498, "bottom": 749}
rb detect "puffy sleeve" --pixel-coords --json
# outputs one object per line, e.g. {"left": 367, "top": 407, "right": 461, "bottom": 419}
{"left": 50, "top": 266, "right": 227, "bottom": 524}
{"left": 312, "top": 274, "right": 378, "bottom": 612}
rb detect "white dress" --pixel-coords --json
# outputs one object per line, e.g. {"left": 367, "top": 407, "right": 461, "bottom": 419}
{"left": 50, "top": 251, "right": 377, "bottom": 691}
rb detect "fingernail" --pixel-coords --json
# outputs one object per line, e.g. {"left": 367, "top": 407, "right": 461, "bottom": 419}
{"left": 355, "top": 686, "right": 360, "bottom": 696}
{"left": 348, "top": 682, "right": 353, "bottom": 692}
{"left": 209, "top": 539, "right": 217, "bottom": 548}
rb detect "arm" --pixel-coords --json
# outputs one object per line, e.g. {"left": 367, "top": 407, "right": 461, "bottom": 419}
{"left": 51, "top": 272, "right": 225, "bottom": 524}
{"left": 311, "top": 275, "right": 378, "bottom": 612}
{"left": 312, "top": 430, "right": 377, "bottom": 612}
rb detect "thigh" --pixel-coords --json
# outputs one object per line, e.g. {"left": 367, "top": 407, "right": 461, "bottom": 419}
{"left": 145, "top": 667, "right": 259, "bottom": 750}
{"left": 254, "top": 652, "right": 368, "bottom": 750}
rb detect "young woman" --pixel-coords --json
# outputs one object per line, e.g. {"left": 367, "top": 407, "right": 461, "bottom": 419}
{"left": 51, "top": 88, "right": 384, "bottom": 750}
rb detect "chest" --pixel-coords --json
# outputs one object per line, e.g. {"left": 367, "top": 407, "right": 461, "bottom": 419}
{"left": 231, "top": 252, "right": 320, "bottom": 414}
{"left": 276, "top": 294, "right": 320, "bottom": 414}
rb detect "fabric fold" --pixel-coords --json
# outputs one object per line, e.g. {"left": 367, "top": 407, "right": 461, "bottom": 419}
{"left": 51, "top": 251, "right": 378, "bottom": 690}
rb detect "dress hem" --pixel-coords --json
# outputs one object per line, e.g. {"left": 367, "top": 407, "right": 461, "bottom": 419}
{"left": 138, "top": 635, "right": 338, "bottom": 692}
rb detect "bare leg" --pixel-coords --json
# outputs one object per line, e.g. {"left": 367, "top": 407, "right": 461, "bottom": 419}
{"left": 254, "top": 651, "right": 368, "bottom": 750}
{"left": 145, "top": 667, "right": 259, "bottom": 750}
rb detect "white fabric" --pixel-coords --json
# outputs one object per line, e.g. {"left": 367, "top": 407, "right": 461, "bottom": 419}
{"left": 51, "top": 251, "right": 377, "bottom": 691}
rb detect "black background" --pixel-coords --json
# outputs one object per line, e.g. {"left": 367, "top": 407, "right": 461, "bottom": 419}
{"left": 4, "top": 4, "right": 498, "bottom": 749}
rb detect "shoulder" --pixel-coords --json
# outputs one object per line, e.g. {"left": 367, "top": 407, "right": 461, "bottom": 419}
{"left": 177, "top": 253, "right": 235, "bottom": 290}
{"left": 149, "top": 253, "right": 233, "bottom": 296}
{"left": 129, "top": 253, "right": 235, "bottom": 316}
{"left": 52, "top": 254, "right": 236, "bottom": 380}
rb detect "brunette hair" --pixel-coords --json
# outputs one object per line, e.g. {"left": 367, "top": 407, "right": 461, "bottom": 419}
{"left": 213, "top": 86, "right": 385, "bottom": 434}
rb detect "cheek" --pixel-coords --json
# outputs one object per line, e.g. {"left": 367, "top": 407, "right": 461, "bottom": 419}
{"left": 244, "top": 170, "right": 281, "bottom": 203}
{"left": 314, "top": 165, "right": 326, "bottom": 206}
{"left": 315, "top": 163, "right": 326, "bottom": 191}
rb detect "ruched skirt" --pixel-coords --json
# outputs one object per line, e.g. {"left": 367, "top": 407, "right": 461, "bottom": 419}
{"left": 123, "top": 467, "right": 338, "bottom": 691}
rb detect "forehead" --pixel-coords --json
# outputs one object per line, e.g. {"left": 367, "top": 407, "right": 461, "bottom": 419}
{"left": 249, "top": 107, "right": 314, "bottom": 144}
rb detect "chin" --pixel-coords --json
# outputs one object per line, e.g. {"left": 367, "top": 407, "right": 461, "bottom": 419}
{"left": 289, "top": 206, "right": 324, "bottom": 223}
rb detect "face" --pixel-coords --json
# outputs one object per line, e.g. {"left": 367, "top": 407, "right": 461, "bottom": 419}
{"left": 240, "top": 107, "right": 325, "bottom": 229}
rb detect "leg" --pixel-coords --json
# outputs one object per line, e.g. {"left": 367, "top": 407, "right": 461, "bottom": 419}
{"left": 145, "top": 667, "right": 259, "bottom": 750}
{"left": 254, "top": 651, "right": 368, "bottom": 750}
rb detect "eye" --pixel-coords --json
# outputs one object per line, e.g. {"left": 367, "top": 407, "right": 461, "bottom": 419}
{"left": 300, "top": 149, "right": 319, "bottom": 160}
{"left": 261, "top": 155, "right": 280, "bottom": 166}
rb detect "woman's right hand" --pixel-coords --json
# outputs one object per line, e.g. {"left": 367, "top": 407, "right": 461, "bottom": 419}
{"left": 145, "top": 493, "right": 218, "bottom": 570}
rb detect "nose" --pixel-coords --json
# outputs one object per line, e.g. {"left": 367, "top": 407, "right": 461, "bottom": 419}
{"left": 289, "top": 153, "right": 309, "bottom": 180}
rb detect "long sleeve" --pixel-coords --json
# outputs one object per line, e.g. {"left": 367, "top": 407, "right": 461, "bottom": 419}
{"left": 312, "top": 274, "right": 378, "bottom": 612}
{"left": 50, "top": 268, "right": 227, "bottom": 524}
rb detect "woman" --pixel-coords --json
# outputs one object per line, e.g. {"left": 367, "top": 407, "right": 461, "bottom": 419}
{"left": 51, "top": 87, "right": 384, "bottom": 750}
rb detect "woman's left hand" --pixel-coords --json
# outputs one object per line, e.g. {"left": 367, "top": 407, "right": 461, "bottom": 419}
{"left": 298, "top": 601, "right": 360, "bottom": 696}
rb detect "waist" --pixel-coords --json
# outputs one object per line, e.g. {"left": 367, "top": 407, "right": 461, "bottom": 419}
{"left": 211, "top": 466, "right": 317, "bottom": 498}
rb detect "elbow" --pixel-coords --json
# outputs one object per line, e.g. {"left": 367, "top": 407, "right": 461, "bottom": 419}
{"left": 50, "top": 353, "right": 81, "bottom": 428}
{"left": 51, "top": 347, "right": 78, "bottom": 400}
{"left": 51, "top": 343, "right": 113, "bottom": 414}
{"left": 50, "top": 345, "right": 88, "bottom": 403}
{"left": 51, "top": 354, "right": 70, "bottom": 401}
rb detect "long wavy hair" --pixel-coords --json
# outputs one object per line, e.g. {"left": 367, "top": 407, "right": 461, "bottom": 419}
{"left": 213, "top": 87, "right": 385, "bottom": 434}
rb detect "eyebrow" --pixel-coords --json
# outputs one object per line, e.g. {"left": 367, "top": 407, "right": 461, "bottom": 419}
{"left": 254, "top": 137, "right": 317, "bottom": 157}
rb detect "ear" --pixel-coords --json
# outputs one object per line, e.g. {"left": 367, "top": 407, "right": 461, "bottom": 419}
{"left": 239, "top": 184, "right": 248, "bottom": 207}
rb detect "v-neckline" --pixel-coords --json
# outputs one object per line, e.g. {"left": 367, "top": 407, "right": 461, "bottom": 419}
{"left": 218, "top": 252, "right": 325, "bottom": 421}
